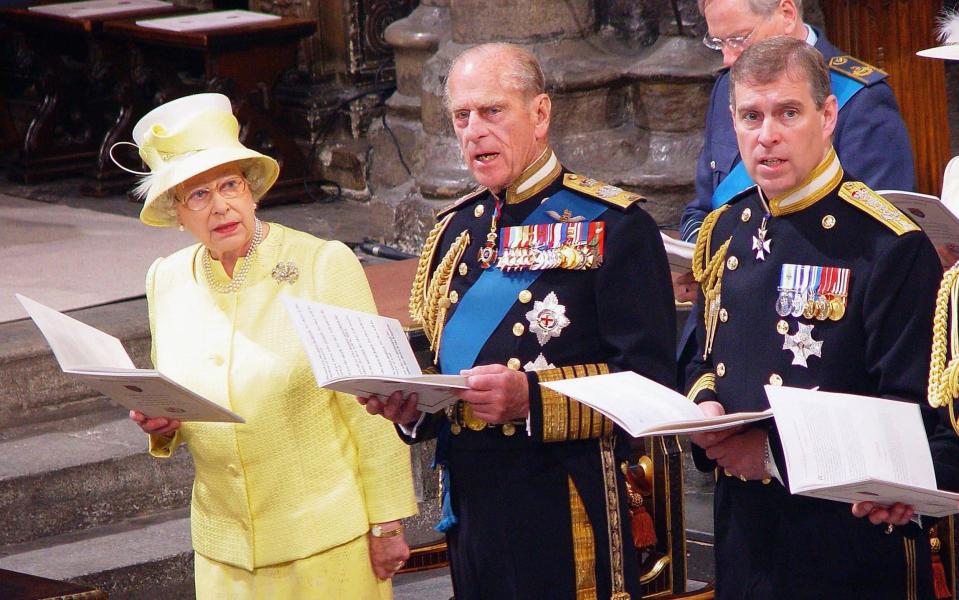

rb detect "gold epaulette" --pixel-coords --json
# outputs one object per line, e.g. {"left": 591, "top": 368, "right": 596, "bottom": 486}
{"left": 436, "top": 187, "right": 487, "bottom": 219}
{"left": 838, "top": 181, "right": 919, "bottom": 236}
{"left": 563, "top": 173, "right": 645, "bottom": 210}
{"left": 828, "top": 56, "right": 887, "bottom": 86}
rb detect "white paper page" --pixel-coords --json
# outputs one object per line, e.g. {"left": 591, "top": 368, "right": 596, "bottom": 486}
{"left": 282, "top": 297, "right": 420, "bottom": 384}
{"left": 71, "top": 370, "right": 243, "bottom": 423}
{"left": 17, "top": 294, "right": 135, "bottom": 370}
{"left": 136, "top": 10, "right": 280, "bottom": 32}
{"left": 661, "top": 232, "right": 693, "bottom": 271}
{"left": 877, "top": 189, "right": 959, "bottom": 247}
{"left": 800, "top": 479, "right": 959, "bottom": 518}
{"left": 29, "top": 0, "right": 171, "bottom": 18}
{"left": 765, "top": 386, "right": 937, "bottom": 492}
{"left": 322, "top": 375, "right": 467, "bottom": 413}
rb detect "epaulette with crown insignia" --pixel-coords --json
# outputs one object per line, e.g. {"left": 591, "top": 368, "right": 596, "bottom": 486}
{"left": 829, "top": 56, "right": 888, "bottom": 86}
{"left": 437, "top": 187, "right": 487, "bottom": 219}
{"left": 838, "top": 181, "right": 919, "bottom": 236}
{"left": 563, "top": 173, "right": 645, "bottom": 210}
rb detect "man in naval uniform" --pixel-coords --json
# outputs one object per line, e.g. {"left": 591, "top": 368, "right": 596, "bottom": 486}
{"left": 673, "top": 0, "right": 915, "bottom": 387}
{"left": 361, "top": 42, "right": 676, "bottom": 599}
{"left": 686, "top": 36, "right": 940, "bottom": 599}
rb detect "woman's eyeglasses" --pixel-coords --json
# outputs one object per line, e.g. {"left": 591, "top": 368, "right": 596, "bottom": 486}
{"left": 179, "top": 176, "right": 248, "bottom": 211}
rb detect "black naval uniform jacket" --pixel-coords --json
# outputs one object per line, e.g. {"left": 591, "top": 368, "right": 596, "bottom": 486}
{"left": 686, "top": 152, "right": 942, "bottom": 600}
{"left": 404, "top": 149, "right": 676, "bottom": 600}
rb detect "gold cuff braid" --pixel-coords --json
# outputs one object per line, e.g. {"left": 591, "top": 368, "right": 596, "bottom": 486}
{"left": 686, "top": 373, "right": 716, "bottom": 402}
{"left": 538, "top": 364, "right": 613, "bottom": 442}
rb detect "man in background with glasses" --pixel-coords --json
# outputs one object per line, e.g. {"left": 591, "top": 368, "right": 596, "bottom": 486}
{"left": 674, "top": 0, "right": 914, "bottom": 384}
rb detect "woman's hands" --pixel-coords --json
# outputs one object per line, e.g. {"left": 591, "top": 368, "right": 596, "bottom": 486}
{"left": 368, "top": 521, "right": 411, "bottom": 579}
{"left": 129, "top": 410, "right": 181, "bottom": 437}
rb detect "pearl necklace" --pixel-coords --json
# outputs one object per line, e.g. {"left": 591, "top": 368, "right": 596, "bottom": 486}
{"left": 203, "top": 218, "right": 264, "bottom": 294}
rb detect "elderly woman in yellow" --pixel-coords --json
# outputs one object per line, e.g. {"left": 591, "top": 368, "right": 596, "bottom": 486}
{"left": 117, "top": 93, "right": 417, "bottom": 599}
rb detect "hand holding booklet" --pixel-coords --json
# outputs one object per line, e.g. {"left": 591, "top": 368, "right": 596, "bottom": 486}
{"left": 16, "top": 294, "right": 243, "bottom": 423}
{"left": 766, "top": 386, "right": 959, "bottom": 517}
{"left": 282, "top": 297, "right": 466, "bottom": 413}
{"left": 538, "top": 371, "right": 772, "bottom": 437}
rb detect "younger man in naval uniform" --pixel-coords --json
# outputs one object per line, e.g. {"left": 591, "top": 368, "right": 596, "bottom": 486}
{"left": 361, "top": 43, "right": 676, "bottom": 599}
{"left": 686, "top": 36, "right": 940, "bottom": 599}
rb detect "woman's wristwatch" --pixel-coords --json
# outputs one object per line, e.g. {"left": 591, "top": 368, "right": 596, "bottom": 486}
{"left": 371, "top": 523, "right": 404, "bottom": 538}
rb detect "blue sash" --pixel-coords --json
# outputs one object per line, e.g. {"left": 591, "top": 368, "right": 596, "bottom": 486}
{"left": 711, "top": 70, "right": 865, "bottom": 209}
{"left": 438, "top": 189, "right": 607, "bottom": 374}
{"left": 431, "top": 188, "right": 607, "bottom": 533}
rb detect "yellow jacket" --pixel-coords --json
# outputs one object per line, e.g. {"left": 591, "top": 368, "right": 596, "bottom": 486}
{"left": 146, "top": 223, "right": 416, "bottom": 571}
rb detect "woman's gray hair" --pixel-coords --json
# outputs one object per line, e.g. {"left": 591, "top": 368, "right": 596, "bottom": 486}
{"left": 698, "top": 0, "right": 803, "bottom": 18}
{"left": 443, "top": 43, "right": 546, "bottom": 110}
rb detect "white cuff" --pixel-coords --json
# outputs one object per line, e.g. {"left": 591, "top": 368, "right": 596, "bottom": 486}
{"left": 398, "top": 412, "right": 427, "bottom": 439}
{"left": 765, "top": 435, "right": 783, "bottom": 484}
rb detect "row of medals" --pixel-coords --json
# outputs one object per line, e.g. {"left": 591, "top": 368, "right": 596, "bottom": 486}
{"left": 775, "top": 290, "right": 847, "bottom": 321}
{"left": 495, "top": 222, "right": 603, "bottom": 272}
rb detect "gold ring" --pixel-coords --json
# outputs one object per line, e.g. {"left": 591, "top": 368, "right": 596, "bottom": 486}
{"left": 884, "top": 523, "right": 894, "bottom": 535}
{"left": 394, "top": 560, "right": 405, "bottom": 569}
{"left": 739, "top": 474, "right": 747, "bottom": 482}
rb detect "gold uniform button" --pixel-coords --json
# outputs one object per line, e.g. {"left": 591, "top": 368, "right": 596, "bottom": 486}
{"left": 502, "top": 422, "right": 516, "bottom": 436}
{"left": 741, "top": 208, "right": 752, "bottom": 222}
{"left": 512, "top": 323, "right": 525, "bottom": 336}
{"left": 450, "top": 422, "right": 462, "bottom": 435}
{"left": 518, "top": 289, "right": 533, "bottom": 304}
{"left": 822, "top": 214, "right": 836, "bottom": 229}
{"left": 449, "top": 290, "right": 459, "bottom": 304}
{"left": 716, "top": 363, "right": 726, "bottom": 377}
{"left": 474, "top": 204, "right": 485, "bottom": 218}
{"left": 458, "top": 263, "right": 468, "bottom": 277}
{"left": 719, "top": 308, "right": 728, "bottom": 323}
{"left": 507, "top": 358, "right": 522, "bottom": 370}
{"left": 726, "top": 256, "right": 739, "bottom": 271}
{"left": 777, "top": 320, "right": 789, "bottom": 335}
{"left": 769, "top": 373, "right": 783, "bottom": 386}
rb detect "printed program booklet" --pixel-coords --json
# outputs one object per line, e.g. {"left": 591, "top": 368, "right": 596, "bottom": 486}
{"left": 282, "top": 297, "right": 466, "bottom": 413}
{"left": 766, "top": 385, "right": 959, "bottom": 517}
{"left": 538, "top": 370, "right": 772, "bottom": 437}
{"left": 17, "top": 294, "right": 243, "bottom": 423}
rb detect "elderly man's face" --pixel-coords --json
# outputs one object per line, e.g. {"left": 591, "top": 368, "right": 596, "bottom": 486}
{"left": 705, "top": 0, "right": 798, "bottom": 68}
{"left": 731, "top": 71, "right": 837, "bottom": 198}
{"left": 447, "top": 55, "right": 550, "bottom": 193}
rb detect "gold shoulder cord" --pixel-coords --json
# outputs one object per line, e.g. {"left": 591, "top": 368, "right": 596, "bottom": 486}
{"left": 692, "top": 206, "right": 731, "bottom": 359}
{"left": 422, "top": 230, "right": 470, "bottom": 361}
{"left": 409, "top": 213, "right": 454, "bottom": 325}
{"left": 928, "top": 264, "right": 959, "bottom": 435}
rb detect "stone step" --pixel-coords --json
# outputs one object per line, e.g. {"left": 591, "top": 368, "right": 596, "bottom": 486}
{"left": 0, "top": 508, "right": 194, "bottom": 600}
{"left": 0, "top": 414, "right": 193, "bottom": 547}
{"left": 0, "top": 298, "right": 153, "bottom": 431}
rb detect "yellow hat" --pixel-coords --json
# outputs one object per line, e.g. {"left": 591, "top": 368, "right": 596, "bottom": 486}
{"left": 129, "top": 93, "right": 279, "bottom": 227}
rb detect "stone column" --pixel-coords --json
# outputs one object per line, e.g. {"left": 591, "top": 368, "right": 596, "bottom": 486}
{"left": 370, "top": 0, "right": 720, "bottom": 252}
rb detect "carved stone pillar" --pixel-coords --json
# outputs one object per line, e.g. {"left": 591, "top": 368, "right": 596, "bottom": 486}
{"left": 370, "top": 0, "right": 720, "bottom": 253}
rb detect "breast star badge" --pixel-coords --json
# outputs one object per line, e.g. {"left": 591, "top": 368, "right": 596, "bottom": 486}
{"left": 525, "top": 292, "right": 570, "bottom": 346}
{"left": 782, "top": 322, "right": 823, "bottom": 368}
{"left": 524, "top": 353, "right": 556, "bottom": 372}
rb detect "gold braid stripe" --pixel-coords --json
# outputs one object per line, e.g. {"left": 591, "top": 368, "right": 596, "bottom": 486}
{"left": 702, "top": 238, "right": 731, "bottom": 359}
{"left": 600, "top": 435, "right": 630, "bottom": 600}
{"left": 903, "top": 537, "right": 917, "bottom": 600}
{"left": 569, "top": 476, "right": 598, "bottom": 600}
{"left": 686, "top": 373, "right": 716, "bottom": 402}
{"left": 409, "top": 213, "right": 454, "bottom": 324}
{"left": 424, "top": 229, "right": 471, "bottom": 361}
{"left": 928, "top": 263, "right": 959, "bottom": 435}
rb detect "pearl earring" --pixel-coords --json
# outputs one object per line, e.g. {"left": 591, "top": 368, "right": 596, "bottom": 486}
{"left": 178, "top": 224, "right": 184, "bottom": 232}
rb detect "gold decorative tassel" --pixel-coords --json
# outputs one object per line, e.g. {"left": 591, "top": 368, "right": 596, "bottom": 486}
{"left": 928, "top": 263, "right": 959, "bottom": 436}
